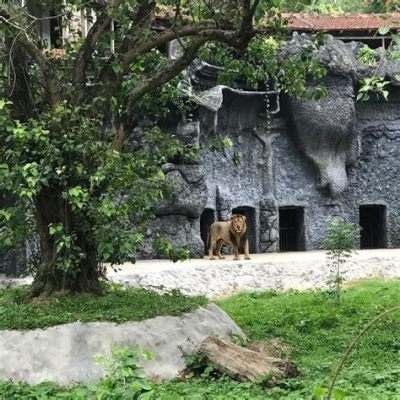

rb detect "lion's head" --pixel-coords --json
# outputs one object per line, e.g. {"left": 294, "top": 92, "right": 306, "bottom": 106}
{"left": 229, "top": 214, "right": 246, "bottom": 234}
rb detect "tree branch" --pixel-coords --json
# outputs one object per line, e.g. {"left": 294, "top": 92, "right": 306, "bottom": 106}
{"left": 72, "top": 13, "right": 113, "bottom": 105}
{"left": 106, "top": 1, "right": 261, "bottom": 150}
{"left": 1, "top": 9, "right": 62, "bottom": 107}
{"left": 126, "top": 36, "right": 207, "bottom": 107}
{"left": 17, "top": 34, "right": 62, "bottom": 107}
{"left": 122, "top": 21, "right": 217, "bottom": 68}
{"left": 110, "top": 36, "right": 208, "bottom": 151}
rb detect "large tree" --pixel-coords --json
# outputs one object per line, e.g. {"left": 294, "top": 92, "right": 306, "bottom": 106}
{"left": 0, "top": 0, "right": 323, "bottom": 296}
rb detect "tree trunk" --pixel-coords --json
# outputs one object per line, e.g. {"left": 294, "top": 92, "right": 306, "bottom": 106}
{"left": 30, "top": 190, "right": 102, "bottom": 297}
{"left": 199, "top": 336, "right": 299, "bottom": 385}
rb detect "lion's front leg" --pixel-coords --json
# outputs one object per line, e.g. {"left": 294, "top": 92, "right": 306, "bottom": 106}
{"left": 244, "top": 239, "right": 251, "bottom": 260}
{"left": 233, "top": 246, "right": 239, "bottom": 260}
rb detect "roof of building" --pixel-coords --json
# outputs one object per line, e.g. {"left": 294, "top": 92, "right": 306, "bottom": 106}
{"left": 283, "top": 12, "right": 400, "bottom": 32}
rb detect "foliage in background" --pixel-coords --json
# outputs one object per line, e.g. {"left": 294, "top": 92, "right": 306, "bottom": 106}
{"left": 386, "top": 31, "right": 400, "bottom": 62}
{"left": 200, "top": 34, "right": 328, "bottom": 100}
{"left": 153, "top": 237, "right": 190, "bottom": 263}
{"left": 209, "top": 137, "right": 234, "bottom": 152}
{"left": 365, "top": 0, "right": 400, "bottom": 12}
{"left": 356, "top": 76, "right": 391, "bottom": 102}
{"left": 356, "top": 46, "right": 377, "bottom": 66}
{"left": 279, "top": 0, "right": 399, "bottom": 13}
{"left": 322, "top": 219, "right": 359, "bottom": 305}
{"left": 0, "top": 284, "right": 207, "bottom": 330}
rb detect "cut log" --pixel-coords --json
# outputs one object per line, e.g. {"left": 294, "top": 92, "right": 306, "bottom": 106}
{"left": 199, "top": 336, "right": 299, "bottom": 384}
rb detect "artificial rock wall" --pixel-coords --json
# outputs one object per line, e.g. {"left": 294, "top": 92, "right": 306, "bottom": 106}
{"left": 143, "top": 34, "right": 400, "bottom": 258}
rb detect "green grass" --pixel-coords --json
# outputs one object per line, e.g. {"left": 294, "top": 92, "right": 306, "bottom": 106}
{"left": 215, "top": 279, "right": 400, "bottom": 399}
{"left": 1, "top": 280, "right": 400, "bottom": 399}
{"left": 156, "top": 279, "right": 400, "bottom": 399}
{"left": 0, "top": 285, "right": 207, "bottom": 330}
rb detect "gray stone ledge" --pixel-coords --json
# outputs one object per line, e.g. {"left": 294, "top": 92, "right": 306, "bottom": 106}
{"left": 0, "top": 304, "right": 243, "bottom": 385}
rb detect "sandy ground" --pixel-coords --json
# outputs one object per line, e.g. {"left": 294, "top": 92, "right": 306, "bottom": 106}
{"left": 109, "top": 249, "right": 400, "bottom": 273}
{"left": 106, "top": 249, "right": 400, "bottom": 298}
{"left": 2, "top": 249, "right": 400, "bottom": 297}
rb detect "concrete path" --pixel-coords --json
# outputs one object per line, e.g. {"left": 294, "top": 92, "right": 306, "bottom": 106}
{"left": 108, "top": 249, "right": 400, "bottom": 298}
{"left": 2, "top": 249, "right": 400, "bottom": 298}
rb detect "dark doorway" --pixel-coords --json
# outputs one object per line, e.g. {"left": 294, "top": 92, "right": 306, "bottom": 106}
{"left": 279, "top": 207, "right": 305, "bottom": 251}
{"left": 359, "top": 205, "right": 386, "bottom": 249}
{"left": 232, "top": 206, "right": 257, "bottom": 253}
{"left": 50, "top": 11, "right": 62, "bottom": 48}
{"left": 200, "top": 208, "right": 215, "bottom": 255}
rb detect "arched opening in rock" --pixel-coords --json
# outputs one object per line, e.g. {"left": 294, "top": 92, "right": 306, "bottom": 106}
{"left": 231, "top": 206, "right": 257, "bottom": 253}
{"left": 279, "top": 207, "right": 305, "bottom": 251}
{"left": 359, "top": 205, "right": 387, "bottom": 249}
{"left": 200, "top": 208, "right": 216, "bottom": 254}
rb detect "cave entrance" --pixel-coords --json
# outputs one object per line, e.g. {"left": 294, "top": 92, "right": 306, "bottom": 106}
{"left": 359, "top": 205, "right": 386, "bottom": 249}
{"left": 279, "top": 207, "right": 305, "bottom": 251}
{"left": 231, "top": 206, "right": 257, "bottom": 253}
{"left": 200, "top": 208, "right": 216, "bottom": 255}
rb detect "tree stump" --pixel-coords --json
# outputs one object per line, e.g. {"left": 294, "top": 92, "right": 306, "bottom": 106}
{"left": 199, "top": 336, "right": 299, "bottom": 384}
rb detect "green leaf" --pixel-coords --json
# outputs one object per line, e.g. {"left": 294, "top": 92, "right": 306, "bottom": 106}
{"left": 378, "top": 26, "right": 390, "bottom": 35}
{"left": 68, "top": 186, "right": 83, "bottom": 197}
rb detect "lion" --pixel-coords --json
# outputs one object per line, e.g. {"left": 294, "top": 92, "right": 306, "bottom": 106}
{"left": 208, "top": 214, "right": 251, "bottom": 260}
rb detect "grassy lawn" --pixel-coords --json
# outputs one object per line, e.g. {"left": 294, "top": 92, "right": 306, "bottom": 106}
{"left": 157, "top": 279, "right": 400, "bottom": 399}
{"left": 1, "top": 280, "right": 400, "bottom": 399}
{"left": 0, "top": 284, "right": 207, "bottom": 330}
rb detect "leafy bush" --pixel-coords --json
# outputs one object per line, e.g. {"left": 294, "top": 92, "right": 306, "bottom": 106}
{"left": 356, "top": 46, "right": 377, "bottom": 66}
{"left": 357, "top": 76, "right": 390, "bottom": 102}
{"left": 153, "top": 237, "right": 190, "bottom": 262}
{"left": 94, "top": 346, "right": 155, "bottom": 399}
{"left": 209, "top": 137, "right": 233, "bottom": 152}
{"left": 322, "top": 219, "right": 359, "bottom": 305}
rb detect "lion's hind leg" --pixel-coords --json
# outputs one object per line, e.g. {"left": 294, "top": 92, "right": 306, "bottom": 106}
{"left": 208, "top": 237, "right": 217, "bottom": 260}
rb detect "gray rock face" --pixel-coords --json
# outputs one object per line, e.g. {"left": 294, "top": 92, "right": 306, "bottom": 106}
{"left": 259, "top": 196, "right": 279, "bottom": 252}
{"left": 139, "top": 128, "right": 208, "bottom": 259}
{"left": 155, "top": 163, "right": 207, "bottom": 218}
{"left": 140, "top": 214, "right": 204, "bottom": 259}
{"left": 0, "top": 304, "right": 243, "bottom": 385}
{"left": 288, "top": 75, "right": 357, "bottom": 197}
{"left": 0, "top": 247, "right": 26, "bottom": 277}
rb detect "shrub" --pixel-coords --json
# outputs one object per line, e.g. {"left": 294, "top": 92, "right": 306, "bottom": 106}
{"left": 322, "top": 219, "right": 359, "bottom": 305}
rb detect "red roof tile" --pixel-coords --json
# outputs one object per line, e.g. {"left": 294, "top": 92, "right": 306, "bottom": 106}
{"left": 283, "top": 13, "right": 400, "bottom": 31}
